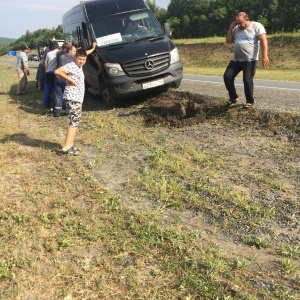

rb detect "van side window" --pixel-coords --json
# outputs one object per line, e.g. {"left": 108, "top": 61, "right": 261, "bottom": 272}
{"left": 82, "top": 22, "right": 91, "bottom": 45}
{"left": 76, "top": 26, "right": 82, "bottom": 41}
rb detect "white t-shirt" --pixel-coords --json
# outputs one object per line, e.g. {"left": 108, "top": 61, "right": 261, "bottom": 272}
{"left": 45, "top": 49, "right": 59, "bottom": 72}
{"left": 62, "top": 62, "right": 85, "bottom": 103}
{"left": 232, "top": 21, "right": 266, "bottom": 62}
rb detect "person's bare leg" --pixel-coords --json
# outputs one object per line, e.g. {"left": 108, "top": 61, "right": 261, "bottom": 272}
{"left": 62, "top": 127, "right": 77, "bottom": 151}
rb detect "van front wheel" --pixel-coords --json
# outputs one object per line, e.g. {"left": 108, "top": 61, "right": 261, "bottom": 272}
{"left": 101, "top": 87, "right": 119, "bottom": 108}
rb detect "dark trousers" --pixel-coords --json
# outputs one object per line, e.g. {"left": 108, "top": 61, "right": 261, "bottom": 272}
{"left": 54, "top": 76, "right": 67, "bottom": 116}
{"left": 43, "top": 71, "right": 55, "bottom": 108}
{"left": 223, "top": 60, "right": 257, "bottom": 103}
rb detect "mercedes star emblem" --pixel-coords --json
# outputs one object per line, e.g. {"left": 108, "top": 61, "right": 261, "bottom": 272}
{"left": 145, "top": 59, "right": 155, "bottom": 70}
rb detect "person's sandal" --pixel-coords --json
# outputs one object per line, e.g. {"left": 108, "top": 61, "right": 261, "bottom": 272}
{"left": 224, "top": 98, "right": 238, "bottom": 107}
{"left": 244, "top": 103, "right": 253, "bottom": 109}
{"left": 62, "top": 147, "right": 79, "bottom": 155}
{"left": 71, "top": 145, "right": 81, "bottom": 152}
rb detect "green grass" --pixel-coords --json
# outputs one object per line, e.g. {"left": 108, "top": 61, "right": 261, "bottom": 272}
{"left": 0, "top": 35, "right": 300, "bottom": 300}
{"left": 174, "top": 37, "right": 226, "bottom": 44}
{"left": 182, "top": 66, "right": 300, "bottom": 81}
{"left": 173, "top": 31, "right": 300, "bottom": 45}
{"left": 175, "top": 34, "right": 300, "bottom": 81}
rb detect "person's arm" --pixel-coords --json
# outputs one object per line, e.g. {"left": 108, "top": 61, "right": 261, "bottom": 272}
{"left": 44, "top": 55, "right": 48, "bottom": 71}
{"left": 86, "top": 42, "right": 97, "bottom": 56}
{"left": 54, "top": 67, "right": 77, "bottom": 86}
{"left": 226, "top": 21, "right": 236, "bottom": 44}
{"left": 258, "top": 33, "right": 270, "bottom": 68}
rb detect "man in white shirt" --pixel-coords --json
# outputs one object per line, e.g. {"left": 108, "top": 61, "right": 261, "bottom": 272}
{"left": 224, "top": 12, "right": 270, "bottom": 109}
{"left": 43, "top": 41, "right": 59, "bottom": 108}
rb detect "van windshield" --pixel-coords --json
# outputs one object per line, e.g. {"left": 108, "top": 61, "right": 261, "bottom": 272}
{"left": 91, "top": 10, "right": 164, "bottom": 48}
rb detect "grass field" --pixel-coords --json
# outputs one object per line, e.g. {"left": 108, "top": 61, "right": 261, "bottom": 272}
{"left": 175, "top": 35, "right": 300, "bottom": 81}
{"left": 0, "top": 37, "right": 299, "bottom": 299}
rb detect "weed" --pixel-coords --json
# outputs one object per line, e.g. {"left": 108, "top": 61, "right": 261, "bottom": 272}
{"left": 0, "top": 261, "right": 9, "bottom": 278}
{"left": 244, "top": 236, "right": 272, "bottom": 249}
{"left": 280, "top": 258, "right": 299, "bottom": 275}
{"left": 279, "top": 244, "right": 300, "bottom": 259}
{"left": 231, "top": 256, "right": 251, "bottom": 270}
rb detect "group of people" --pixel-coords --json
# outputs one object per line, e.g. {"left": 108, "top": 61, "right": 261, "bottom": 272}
{"left": 16, "top": 11, "right": 270, "bottom": 155}
{"left": 40, "top": 40, "right": 96, "bottom": 117}
{"left": 16, "top": 38, "right": 96, "bottom": 155}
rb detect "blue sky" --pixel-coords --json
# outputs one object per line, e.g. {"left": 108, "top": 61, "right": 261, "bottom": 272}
{"left": 0, "top": 0, "right": 170, "bottom": 39}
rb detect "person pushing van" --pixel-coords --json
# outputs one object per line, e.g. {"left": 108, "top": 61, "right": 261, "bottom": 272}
{"left": 54, "top": 49, "right": 87, "bottom": 155}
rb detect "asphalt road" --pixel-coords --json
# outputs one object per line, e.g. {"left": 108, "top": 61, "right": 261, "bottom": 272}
{"left": 183, "top": 74, "right": 300, "bottom": 91}
{"left": 30, "top": 63, "right": 300, "bottom": 90}
{"left": 1, "top": 58, "right": 299, "bottom": 91}
{"left": 181, "top": 74, "right": 300, "bottom": 112}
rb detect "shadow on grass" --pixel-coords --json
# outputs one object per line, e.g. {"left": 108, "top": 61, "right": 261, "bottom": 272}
{"left": 9, "top": 81, "right": 48, "bottom": 115}
{"left": 0, "top": 133, "right": 60, "bottom": 150}
{"left": 8, "top": 82, "right": 108, "bottom": 115}
{"left": 83, "top": 88, "right": 162, "bottom": 112}
{"left": 9, "top": 76, "right": 174, "bottom": 116}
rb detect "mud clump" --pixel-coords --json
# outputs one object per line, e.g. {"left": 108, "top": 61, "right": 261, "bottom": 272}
{"left": 141, "top": 92, "right": 225, "bottom": 128}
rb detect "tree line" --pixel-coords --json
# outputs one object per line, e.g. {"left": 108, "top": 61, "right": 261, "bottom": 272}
{"left": 148, "top": 0, "right": 300, "bottom": 38}
{"left": 0, "top": 27, "right": 64, "bottom": 56}
{"left": 1, "top": 0, "right": 299, "bottom": 55}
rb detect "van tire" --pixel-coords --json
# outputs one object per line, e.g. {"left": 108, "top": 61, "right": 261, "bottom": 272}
{"left": 101, "top": 87, "right": 119, "bottom": 108}
{"left": 175, "top": 82, "right": 181, "bottom": 88}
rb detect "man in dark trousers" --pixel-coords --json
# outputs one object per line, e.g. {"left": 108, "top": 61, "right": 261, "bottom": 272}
{"left": 43, "top": 41, "right": 59, "bottom": 108}
{"left": 224, "top": 12, "right": 270, "bottom": 109}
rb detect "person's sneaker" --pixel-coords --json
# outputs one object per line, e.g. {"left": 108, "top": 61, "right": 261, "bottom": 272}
{"left": 62, "top": 147, "right": 79, "bottom": 155}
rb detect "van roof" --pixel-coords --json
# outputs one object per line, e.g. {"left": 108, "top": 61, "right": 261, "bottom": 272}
{"left": 83, "top": 0, "right": 148, "bottom": 20}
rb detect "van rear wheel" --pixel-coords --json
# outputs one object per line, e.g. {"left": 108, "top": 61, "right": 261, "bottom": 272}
{"left": 101, "top": 87, "right": 119, "bottom": 108}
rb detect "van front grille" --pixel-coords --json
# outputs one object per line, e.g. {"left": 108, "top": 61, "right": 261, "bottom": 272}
{"left": 123, "top": 53, "right": 170, "bottom": 77}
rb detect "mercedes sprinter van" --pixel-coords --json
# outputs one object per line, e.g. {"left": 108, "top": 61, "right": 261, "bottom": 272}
{"left": 62, "top": 0, "right": 183, "bottom": 106}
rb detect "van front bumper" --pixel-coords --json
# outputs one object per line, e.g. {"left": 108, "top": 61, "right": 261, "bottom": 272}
{"left": 105, "top": 61, "right": 183, "bottom": 99}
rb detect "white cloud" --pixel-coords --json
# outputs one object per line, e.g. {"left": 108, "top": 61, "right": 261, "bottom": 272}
{"left": 26, "top": 4, "right": 69, "bottom": 12}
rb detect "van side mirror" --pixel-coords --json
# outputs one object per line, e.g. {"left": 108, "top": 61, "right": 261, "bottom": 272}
{"left": 78, "top": 39, "right": 88, "bottom": 51}
{"left": 164, "top": 23, "right": 171, "bottom": 37}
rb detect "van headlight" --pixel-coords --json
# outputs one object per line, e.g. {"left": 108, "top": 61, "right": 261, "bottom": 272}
{"left": 170, "top": 47, "right": 180, "bottom": 64}
{"left": 104, "top": 63, "right": 125, "bottom": 76}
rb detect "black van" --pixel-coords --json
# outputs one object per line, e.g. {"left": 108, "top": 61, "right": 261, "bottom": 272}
{"left": 62, "top": 0, "right": 183, "bottom": 106}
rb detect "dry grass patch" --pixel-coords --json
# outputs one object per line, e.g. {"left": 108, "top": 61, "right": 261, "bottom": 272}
{"left": 1, "top": 54, "right": 300, "bottom": 299}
